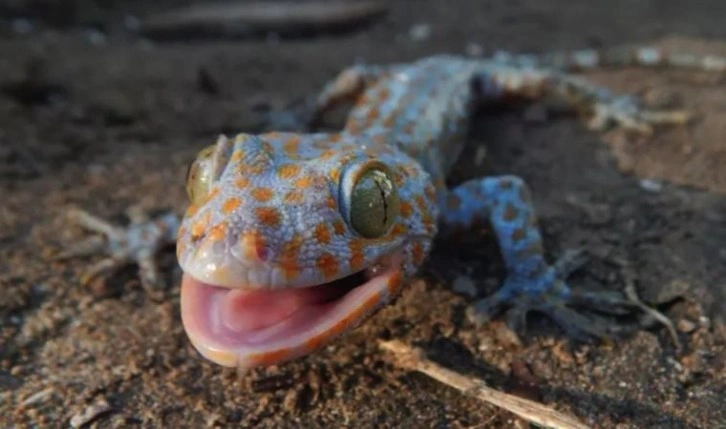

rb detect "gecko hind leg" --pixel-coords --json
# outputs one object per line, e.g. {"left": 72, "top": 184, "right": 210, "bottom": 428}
{"left": 442, "top": 175, "right": 641, "bottom": 341}
{"left": 473, "top": 64, "right": 692, "bottom": 135}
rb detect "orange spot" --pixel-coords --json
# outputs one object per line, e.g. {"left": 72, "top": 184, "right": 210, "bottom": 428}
{"left": 446, "top": 194, "right": 461, "bottom": 210}
{"left": 377, "top": 87, "right": 390, "bottom": 103}
{"left": 221, "top": 197, "right": 241, "bottom": 214}
{"left": 326, "top": 196, "right": 337, "bottom": 209}
{"left": 402, "top": 122, "right": 415, "bottom": 135}
{"left": 283, "top": 190, "right": 304, "bottom": 204}
{"left": 499, "top": 178, "right": 515, "bottom": 190}
{"left": 283, "top": 135, "right": 301, "bottom": 155}
{"left": 354, "top": 93, "right": 371, "bottom": 107}
{"left": 333, "top": 219, "right": 346, "bottom": 235}
{"left": 329, "top": 167, "right": 341, "bottom": 183}
{"left": 503, "top": 203, "right": 519, "bottom": 221}
{"left": 422, "top": 213, "right": 436, "bottom": 233}
{"left": 365, "top": 107, "right": 380, "bottom": 124}
{"left": 399, "top": 201, "right": 413, "bottom": 218}
{"left": 279, "top": 240, "right": 302, "bottom": 279}
{"left": 382, "top": 114, "right": 395, "bottom": 128}
{"left": 320, "top": 149, "right": 336, "bottom": 160}
{"left": 251, "top": 187, "right": 274, "bottom": 202}
{"left": 347, "top": 120, "right": 362, "bottom": 134}
{"left": 190, "top": 212, "right": 211, "bottom": 238}
{"left": 316, "top": 252, "right": 339, "bottom": 279}
{"left": 280, "top": 256, "right": 301, "bottom": 281}
{"left": 348, "top": 240, "right": 365, "bottom": 270}
{"left": 295, "top": 177, "right": 312, "bottom": 188}
{"left": 277, "top": 164, "right": 301, "bottom": 179}
{"left": 208, "top": 222, "right": 228, "bottom": 241}
{"left": 390, "top": 223, "right": 407, "bottom": 237}
{"left": 235, "top": 177, "right": 250, "bottom": 189}
{"left": 314, "top": 223, "right": 331, "bottom": 244}
{"left": 281, "top": 234, "right": 303, "bottom": 258}
{"left": 255, "top": 207, "right": 281, "bottom": 228}
{"left": 231, "top": 150, "right": 245, "bottom": 162}
{"left": 184, "top": 204, "right": 198, "bottom": 218}
{"left": 372, "top": 133, "right": 387, "bottom": 146}
{"left": 411, "top": 241, "right": 425, "bottom": 264}
{"left": 424, "top": 184, "right": 436, "bottom": 200}
{"left": 415, "top": 195, "right": 427, "bottom": 212}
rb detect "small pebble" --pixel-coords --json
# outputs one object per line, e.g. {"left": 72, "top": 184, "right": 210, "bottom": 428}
{"left": 452, "top": 276, "right": 477, "bottom": 297}
{"left": 124, "top": 15, "right": 141, "bottom": 32}
{"left": 69, "top": 398, "right": 112, "bottom": 428}
{"left": 523, "top": 104, "right": 548, "bottom": 124}
{"left": 84, "top": 28, "right": 107, "bottom": 46}
{"left": 409, "top": 23, "right": 431, "bottom": 41}
{"left": 474, "top": 146, "right": 487, "bottom": 166}
{"left": 465, "top": 42, "right": 484, "bottom": 57}
{"left": 677, "top": 318, "right": 697, "bottom": 333}
{"left": 20, "top": 387, "right": 54, "bottom": 407}
{"left": 11, "top": 19, "right": 34, "bottom": 35}
{"left": 639, "top": 178, "right": 663, "bottom": 193}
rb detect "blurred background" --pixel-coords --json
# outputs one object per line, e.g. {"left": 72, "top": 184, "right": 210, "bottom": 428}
{"left": 1, "top": 1, "right": 725, "bottom": 428}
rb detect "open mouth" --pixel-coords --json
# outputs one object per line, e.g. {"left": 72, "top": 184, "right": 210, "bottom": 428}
{"left": 180, "top": 252, "right": 404, "bottom": 369}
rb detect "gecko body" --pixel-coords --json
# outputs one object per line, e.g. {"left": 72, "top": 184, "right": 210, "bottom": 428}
{"left": 65, "top": 47, "right": 726, "bottom": 369}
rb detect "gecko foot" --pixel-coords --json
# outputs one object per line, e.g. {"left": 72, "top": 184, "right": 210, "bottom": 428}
{"left": 56, "top": 207, "right": 180, "bottom": 297}
{"left": 585, "top": 93, "right": 692, "bottom": 134}
{"left": 466, "top": 250, "right": 639, "bottom": 342}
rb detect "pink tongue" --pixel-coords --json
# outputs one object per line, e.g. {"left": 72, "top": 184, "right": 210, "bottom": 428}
{"left": 221, "top": 289, "right": 304, "bottom": 332}
{"left": 219, "top": 283, "right": 348, "bottom": 333}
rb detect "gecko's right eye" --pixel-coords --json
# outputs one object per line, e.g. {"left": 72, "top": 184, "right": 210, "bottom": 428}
{"left": 185, "top": 145, "right": 216, "bottom": 205}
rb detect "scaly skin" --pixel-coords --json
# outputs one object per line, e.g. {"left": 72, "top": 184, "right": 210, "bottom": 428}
{"left": 64, "top": 46, "right": 726, "bottom": 369}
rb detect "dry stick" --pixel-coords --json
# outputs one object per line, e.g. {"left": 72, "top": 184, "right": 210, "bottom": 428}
{"left": 378, "top": 340, "right": 591, "bottom": 429}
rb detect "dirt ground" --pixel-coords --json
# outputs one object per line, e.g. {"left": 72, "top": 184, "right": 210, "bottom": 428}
{"left": 1, "top": 0, "right": 726, "bottom": 428}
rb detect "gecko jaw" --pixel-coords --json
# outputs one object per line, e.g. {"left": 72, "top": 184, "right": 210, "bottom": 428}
{"left": 180, "top": 251, "right": 404, "bottom": 369}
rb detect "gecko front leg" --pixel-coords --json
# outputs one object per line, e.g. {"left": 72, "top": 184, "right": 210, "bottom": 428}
{"left": 441, "top": 175, "right": 637, "bottom": 340}
{"left": 57, "top": 207, "right": 180, "bottom": 296}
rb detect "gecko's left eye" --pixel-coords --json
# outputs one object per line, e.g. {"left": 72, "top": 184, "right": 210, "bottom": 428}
{"left": 185, "top": 145, "right": 216, "bottom": 205}
{"left": 347, "top": 164, "right": 400, "bottom": 239}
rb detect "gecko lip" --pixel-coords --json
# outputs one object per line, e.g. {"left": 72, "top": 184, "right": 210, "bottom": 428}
{"left": 180, "top": 252, "right": 404, "bottom": 369}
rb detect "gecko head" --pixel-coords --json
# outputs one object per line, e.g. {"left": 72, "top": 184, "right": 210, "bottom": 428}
{"left": 176, "top": 132, "right": 438, "bottom": 369}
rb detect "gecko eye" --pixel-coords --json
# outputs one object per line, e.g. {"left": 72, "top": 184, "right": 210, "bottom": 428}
{"left": 185, "top": 145, "right": 216, "bottom": 205}
{"left": 348, "top": 164, "right": 400, "bottom": 238}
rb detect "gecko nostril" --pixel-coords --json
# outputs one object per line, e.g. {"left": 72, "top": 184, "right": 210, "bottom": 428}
{"left": 255, "top": 245, "right": 272, "bottom": 263}
{"left": 231, "top": 230, "right": 276, "bottom": 264}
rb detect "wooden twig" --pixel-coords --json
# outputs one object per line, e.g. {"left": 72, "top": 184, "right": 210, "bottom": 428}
{"left": 378, "top": 340, "right": 591, "bottom": 429}
{"left": 141, "top": 1, "right": 388, "bottom": 40}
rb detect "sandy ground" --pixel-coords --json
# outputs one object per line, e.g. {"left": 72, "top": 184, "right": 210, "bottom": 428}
{"left": 1, "top": 0, "right": 726, "bottom": 427}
